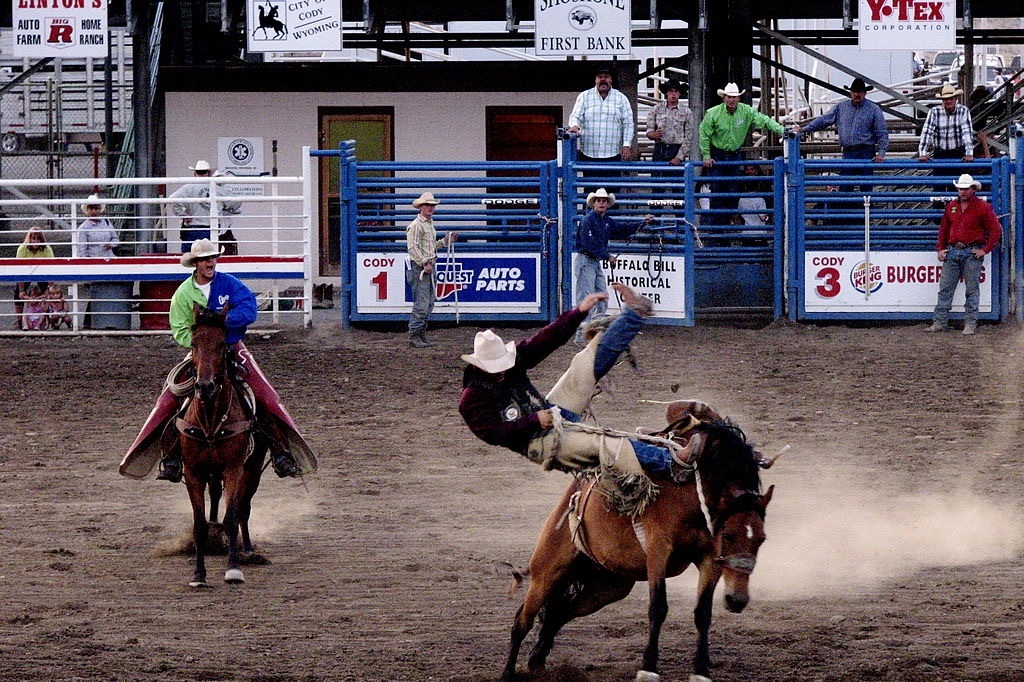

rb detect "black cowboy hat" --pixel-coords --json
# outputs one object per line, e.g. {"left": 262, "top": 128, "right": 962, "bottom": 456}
{"left": 595, "top": 65, "right": 613, "bottom": 76}
{"left": 844, "top": 78, "right": 874, "bottom": 92}
{"left": 659, "top": 77, "right": 686, "bottom": 95}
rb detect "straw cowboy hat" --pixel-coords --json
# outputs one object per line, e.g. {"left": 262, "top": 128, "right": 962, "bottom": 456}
{"left": 188, "top": 159, "right": 212, "bottom": 172}
{"left": 936, "top": 82, "right": 964, "bottom": 99}
{"left": 586, "top": 188, "right": 616, "bottom": 208}
{"left": 953, "top": 173, "right": 982, "bottom": 190}
{"left": 180, "top": 238, "right": 225, "bottom": 267}
{"left": 659, "top": 77, "right": 685, "bottom": 95}
{"left": 716, "top": 82, "right": 745, "bottom": 97}
{"left": 461, "top": 329, "right": 517, "bottom": 373}
{"left": 844, "top": 78, "right": 874, "bottom": 92}
{"left": 412, "top": 192, "right": 440, "bottom": 208}
{"left": 81, "top": 193, "right": 104, "bottom": 213}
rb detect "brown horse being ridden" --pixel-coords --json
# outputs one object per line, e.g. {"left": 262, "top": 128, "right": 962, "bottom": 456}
{"left": 501, "top": 400, "right": 776, "bottom": 682}
{"left": 179, "top": 304, "right": 264, "bottom": 588}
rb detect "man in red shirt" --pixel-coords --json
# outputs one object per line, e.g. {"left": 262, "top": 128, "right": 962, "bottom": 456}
{"left": 925, "top": 174, "right": 1002, "bottom": 335}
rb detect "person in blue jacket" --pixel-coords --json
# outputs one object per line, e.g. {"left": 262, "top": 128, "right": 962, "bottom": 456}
{"left": 573, "top": 188, "right": 653, "bottom": 341}
{"left": 120, "top": 239, "right": 316, "bottom": 483}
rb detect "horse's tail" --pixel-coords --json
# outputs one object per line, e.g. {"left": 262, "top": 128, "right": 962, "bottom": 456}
{"left": 503, "top": 561, "right": 530, "bottom": 596}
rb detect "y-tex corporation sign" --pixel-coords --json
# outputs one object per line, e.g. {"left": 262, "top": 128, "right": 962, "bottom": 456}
{"left": 858, "top": 0, "right": 955, "bottom": 51}
{"left": 535, "top": 0, "right": 632, "bottom": 57}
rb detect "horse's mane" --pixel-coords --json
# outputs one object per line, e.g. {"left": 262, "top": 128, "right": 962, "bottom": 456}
{"left": 193, "top": 306, "right": 227, "bottom": 331}
{"left": 694, "top": 418, "right": 761, "bottom": 503}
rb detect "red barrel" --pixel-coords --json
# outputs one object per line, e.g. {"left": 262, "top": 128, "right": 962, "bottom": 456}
{"left": 139, "top": 280, "right": 179, "bottom": 330}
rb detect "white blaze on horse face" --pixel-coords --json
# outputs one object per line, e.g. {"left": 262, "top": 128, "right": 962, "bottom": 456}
{"left": 745, "top": 524, "right": 753, "bottom": 539}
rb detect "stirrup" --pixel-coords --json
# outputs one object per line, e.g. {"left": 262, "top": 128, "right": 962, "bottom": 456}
{"left": 156, "top": 457, "right": 183, "bottom": 483}
{"left": 271, "top": 451, "right": 299, "bottom": 478}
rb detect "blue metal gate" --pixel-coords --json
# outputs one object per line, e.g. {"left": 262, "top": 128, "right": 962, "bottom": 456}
{"left": 330, "top": 141, "right": 559, "bottom": 327}
{"left": 786, "top": 136, "right": 1012, "bottom": 322}
{"left": 330, "top": 132, "right": 1018, "bottom": 327}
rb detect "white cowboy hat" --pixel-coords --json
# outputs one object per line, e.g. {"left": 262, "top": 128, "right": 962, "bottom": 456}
{"left": 936, "top": 83, "right": 964, "bottom": 99}
{"left": 180, "top": 238, "right": 225, "bottom": 267}
{"left": 716, "top": 82, "right": 745, "bottom": 98}
{"left": 412, "top": 192, "right": 440, "bottom": 208}
{"left": 461, "top": 329, "right": 517, "bottom": 373}
{"left": 188, "top": 159, "right": 212, "bottom": 172}
{"left": 586, "top": 188, "right": 616, "bottom": 208}
{"left": 953, "top": 173, "right": 982, "bottom": 190}
{"left": 81, "top": 193, "right": 104, "bottom": 213}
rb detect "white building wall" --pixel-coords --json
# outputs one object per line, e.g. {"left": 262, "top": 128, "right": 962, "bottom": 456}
{"left": 165, "top": 90, "right": 577, "bottom": 276}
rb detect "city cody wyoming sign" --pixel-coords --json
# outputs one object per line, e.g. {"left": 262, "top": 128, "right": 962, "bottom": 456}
{"left": 535, "top": 0, "right": 632, "bottom": 57}
{"left": 246, "top": 0, "right": 342, "bottom": 53}
{"left": 858, "top": 0, "right": 955, "bottom": 50}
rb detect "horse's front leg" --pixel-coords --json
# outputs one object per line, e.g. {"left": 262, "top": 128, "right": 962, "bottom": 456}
{"left": 221, "top": 469, "right": 245, "bottom": 585}
{"left": 691, "top": 558, "right": 723, "bottom": 682}
{"left": 637, "top": 574, "right": 669, "bottom": 681}
{"left": 184, "top": 472, "right": 210, "bottom": 588}
{"left": 208, "top": 475, "right": 222, "bottom": 524}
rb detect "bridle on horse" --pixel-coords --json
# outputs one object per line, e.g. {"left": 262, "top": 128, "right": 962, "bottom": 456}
{"left": 175, "top": 349, "right": 254, "bottom": 448}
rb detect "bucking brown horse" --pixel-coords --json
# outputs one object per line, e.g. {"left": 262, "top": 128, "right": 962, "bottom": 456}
{"left": 501, "top": 404, "right": 775, "bottom": 682}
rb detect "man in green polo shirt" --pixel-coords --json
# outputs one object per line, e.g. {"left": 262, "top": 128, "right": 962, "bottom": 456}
{"left": 699, "top": 82, "right": 786, "bottom": 225}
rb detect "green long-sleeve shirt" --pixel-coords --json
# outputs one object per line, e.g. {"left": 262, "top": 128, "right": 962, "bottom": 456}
{"left": 698, "top": 102, "right": 785, "bottom": 159}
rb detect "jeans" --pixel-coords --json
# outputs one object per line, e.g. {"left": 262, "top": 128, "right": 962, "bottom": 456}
{"left": 933, "top": 246, "right": 984, "bottom": 325}
{"left": 573, "top": 254, "right": 608, "bottom": 340}
{"left": 532, "top": 308, "right": 667, "bottom": 475}
{"left": 181, "top": 226, "right": 211, "bottom": 252}
{"left": 578, "top": 152, "right": 620, "bottom": 196}
{"left": 407, "top": 263, "right": 435, "bottom": 336}
{"left": 704, "top": 147, "right": 743, "bottom": 225}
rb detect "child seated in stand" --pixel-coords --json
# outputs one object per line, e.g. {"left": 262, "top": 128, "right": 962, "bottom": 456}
{"left": 21, "top": 284, "right": 47, "bottom": 331}
{"left": 45, "top": 283, "right": 73, "bottom": 330}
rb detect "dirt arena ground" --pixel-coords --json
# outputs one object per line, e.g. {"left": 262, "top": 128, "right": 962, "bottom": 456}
{"left": 2, "top": 317, "right": 1023, "bottom": 681}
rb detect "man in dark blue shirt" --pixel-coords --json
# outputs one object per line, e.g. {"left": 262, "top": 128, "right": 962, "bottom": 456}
{"left": 573, "top": 188, "right": 653, "bottom": 341}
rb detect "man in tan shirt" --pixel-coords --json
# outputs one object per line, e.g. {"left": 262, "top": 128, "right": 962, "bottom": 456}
{"left": 406, "top": 192, "right": 456, "bottom": 348}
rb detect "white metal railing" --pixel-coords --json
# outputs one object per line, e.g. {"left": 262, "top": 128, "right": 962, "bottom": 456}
{"left": 0, "top": 147, "right": 315, "bottom": 334}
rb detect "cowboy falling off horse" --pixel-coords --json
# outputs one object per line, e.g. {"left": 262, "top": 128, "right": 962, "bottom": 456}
{"left": 119, "top": 239, "right": 317, "bottom": 484}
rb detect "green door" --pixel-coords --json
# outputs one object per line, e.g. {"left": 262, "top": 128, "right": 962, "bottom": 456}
{"left": 319, "top": 109, "right": 393, "bottom": 277}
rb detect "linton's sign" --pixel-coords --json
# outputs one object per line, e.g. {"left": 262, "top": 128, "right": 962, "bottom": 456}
{"left": 535, "top": 0, "right": 632, "bottom": 57}
{"left": 858, "top": 0, "right": 955, "bottom": 50}
{"left": 12, "top": 0, "right": 108, "bottom": 58}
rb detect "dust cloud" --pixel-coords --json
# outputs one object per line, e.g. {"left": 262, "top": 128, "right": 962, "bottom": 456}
{"left": 752, "top": 462, "right": 1024, "bottom": 600}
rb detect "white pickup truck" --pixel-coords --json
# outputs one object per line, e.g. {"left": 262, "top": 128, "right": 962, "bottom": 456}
{"left": 0, "top": 28, "right": 133, "bottom": 152}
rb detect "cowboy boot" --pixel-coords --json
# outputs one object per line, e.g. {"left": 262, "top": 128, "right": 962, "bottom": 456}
{"left": 156, "top": 444, "right": 183, "bottom": 483}
{"left": 271, "top": 449, "right": 300, "bottom": 478}
{"left": 669, "top": 433, "right": 703, "bottom": 484}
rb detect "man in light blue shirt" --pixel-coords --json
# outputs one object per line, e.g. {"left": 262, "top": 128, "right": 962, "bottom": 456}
{"left": 567, "top": 66, "right": 635, "bottom": 194}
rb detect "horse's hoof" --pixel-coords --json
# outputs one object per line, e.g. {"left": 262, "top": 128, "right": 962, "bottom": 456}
{"left": 636, "top": 672, "right": 661, "bottom": 682}
{"left": 689, "top": 675, "right": 713, "bottom": 682}
{"left": 188, "top": 580, "right": 211, "bottom": 589}
{"left": 224, "top": 568, "right": 245, "bottom": 584}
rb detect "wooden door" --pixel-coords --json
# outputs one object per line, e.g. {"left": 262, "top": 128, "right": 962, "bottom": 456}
{"left": 319, "top": 109, "right": 393, "bottom": 277}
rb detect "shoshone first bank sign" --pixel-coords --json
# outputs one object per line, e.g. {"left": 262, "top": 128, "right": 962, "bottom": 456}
{"left": 535, "top": 0, "right": 632, "bottom": 57}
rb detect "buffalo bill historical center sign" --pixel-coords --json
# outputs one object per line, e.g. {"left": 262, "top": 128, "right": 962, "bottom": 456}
{"left": 858, "top": 0, "right": 955, "bottom": 50}
{"left": 12, "top": 0, "right": 109, "bottom": 58}
{"left": 535, "top": 0, "right": 632, "bottom": 57}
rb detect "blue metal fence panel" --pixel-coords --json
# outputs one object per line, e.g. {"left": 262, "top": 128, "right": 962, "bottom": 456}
{"left": 787, "top": 132, "right": 1012, "bottom": 322}
{"left": 330, "top": 134, "right": 1018, "bottom": 327}
{"left": 1014, "top": 125, "right": 1024, "bottom": 322}
{"left": 336, "top": 142, "right": 559, "bottom": 327}
{"left": 557, "top": 132, "right": 782, "bottom": 324}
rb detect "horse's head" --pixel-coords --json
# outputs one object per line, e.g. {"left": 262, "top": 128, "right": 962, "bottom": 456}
{"left": 713, "top": 485, "right": 773, "bottom": 612}
{"left": 695, "top": 419, "right": 774, "bottom": 613}
{"left": 191, "top": 303, "right": 230, "bottom": 402}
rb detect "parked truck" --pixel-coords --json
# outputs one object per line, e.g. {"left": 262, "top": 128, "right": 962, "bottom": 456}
{"left": 0, "top": 28, "right": 133, "bottom": 152}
